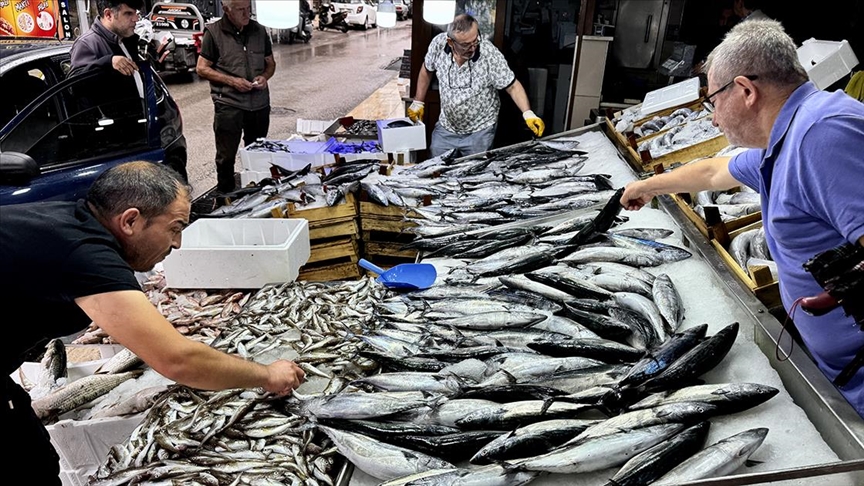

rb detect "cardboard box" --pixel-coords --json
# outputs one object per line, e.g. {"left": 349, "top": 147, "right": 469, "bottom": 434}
{"left": 797, "top": 38, "right": 859, "bottom": 90}
{"left": 377, "top": 118, "right": 426, "bottom": 152}
{"left": 162, "top": 219, "right": 311, "bottom": 289}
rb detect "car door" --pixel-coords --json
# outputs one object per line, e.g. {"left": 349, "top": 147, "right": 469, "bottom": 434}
{"left": 0, "top": 67, "right": 163, "bottom": 205}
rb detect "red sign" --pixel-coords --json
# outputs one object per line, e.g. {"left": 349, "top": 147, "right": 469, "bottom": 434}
{"left": 0, "top": 0, "right": 70, "bottom": 39}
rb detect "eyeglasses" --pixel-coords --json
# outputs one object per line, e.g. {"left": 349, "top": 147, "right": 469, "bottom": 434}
{"left": 448, "top": 36, "right": 480, "bottom": 51}
{"left": 703, "top": 74, "right": 758, "bottom": 113}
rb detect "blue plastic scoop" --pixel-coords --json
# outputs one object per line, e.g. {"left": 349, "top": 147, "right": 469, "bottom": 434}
{"left": 358, "top": 258, "right": 437, "bottom": 290}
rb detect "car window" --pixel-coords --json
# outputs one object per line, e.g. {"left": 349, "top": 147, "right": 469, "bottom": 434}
{"left": 0, "top": 68, "right": 51, "bottom": 130}
{"left": 1, "top": 70, "right": 148, "bottom": 170}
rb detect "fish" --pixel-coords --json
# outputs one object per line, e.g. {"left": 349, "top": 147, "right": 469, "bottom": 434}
{"left": 349, "top": 372, "right": 465, "bottom": 395}
{"left": 619, "top": 324, "right": 708, "bottom": 389}
{"left": 613, "top": 292, "right": 669, "bottom": 343}
{"left": 297, "top": 390, "right": 442, "bottom": 420}
{"left": 628, "top": 382, "right": 780, "bottom": 415}
{"left": 379, "top": 464, "right": 539, "bottom": 486}
{"left": 30, "top": 370, "right": 143, "bottom": 419}
{"left": 651, "top": 428, "right": 769, "bottom": 485}
{"left": 644, "top": 322, "right": 740, "bottom": 392}
{"left": 455, "top": 400, "right": 595, "bottom": 430}
{"left": 558, "top": 247, "right": 665, "bottom": 267}
{"left": 604, "top": 232, "right": 692, "bottom": 263}
{"left": 526, "top": 337, "right": 644, "bottom": 364}
{"left": 385, "top": 430, "right": 504, "bottom": 462}
{"left": 604, "top": 421, "right": 712, "bottom": 486}
{"left": 316, "top": 425, "right": 456, "bottom": 481}
{"left": 652, "top": 273, "right": 684, "bottom": 333}
{"left": 316, "top": 418, "right": 461, "bottom": 439}
{"left": 39, "top": 338, "right": 67, "bottom": 387}
{"left": 511, "top": 422, "right": 687, "bottom": 474}
{"left": 95, "top": 348, "right": 143, "bottom": 375}
{"left": 471, "top": 418, "right": 601, "bottom": 464}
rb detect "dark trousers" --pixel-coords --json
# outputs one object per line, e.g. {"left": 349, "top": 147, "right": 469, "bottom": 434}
{"left": 214, "top": 103, "right": 271, "bottom": 192}
{"left": 2, "top": 376, "right": 61, "bottom": 485}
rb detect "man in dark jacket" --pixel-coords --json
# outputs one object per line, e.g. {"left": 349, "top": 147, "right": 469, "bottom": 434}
{"left": 196, "top": 0, "right": 275, "bottom": 193}
{"left": 69, "top": 0, "right": 143, "bottom": 77}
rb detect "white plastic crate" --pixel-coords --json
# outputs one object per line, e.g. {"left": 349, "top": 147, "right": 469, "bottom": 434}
{"left": 52, "top": 415, "right": 145, "bottom": 486}
{"left": 240, "top": 139, "right": 334, "bottom": 172}
{"left": 640, "top": 76, "right": 700, "bottom": 117}
{"left": 797, "top": 38, "right": 859, "bottom": 90}
{"left": 239, "top": 169, "right": 273, "bottom": 187}
{"left": 162, "top": 219, "right": 311, "bottom": 289}
{"left": 377, "top": 118, "right": 426, "bottom": 152}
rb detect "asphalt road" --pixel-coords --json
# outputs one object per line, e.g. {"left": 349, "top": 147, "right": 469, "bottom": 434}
{"left": 160, "top": 20, "right": 413, "bottom": 198}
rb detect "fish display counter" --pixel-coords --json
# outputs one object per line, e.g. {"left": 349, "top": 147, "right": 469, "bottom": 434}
{"left": 340, "top": 123, "right": 864, "bottom": 486}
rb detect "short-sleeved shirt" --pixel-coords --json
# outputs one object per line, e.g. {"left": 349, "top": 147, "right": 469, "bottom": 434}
{"left": 729, "top": 82, "right": 864, "bottom": 413}
{"left": 0, "top": 200, "right": 141, "bottom": 375}
{"left": 424, "top": 33, "right": 516, "bottom": 134}
{"left": 200, "top": 18, "right": 273, "bottom": 110}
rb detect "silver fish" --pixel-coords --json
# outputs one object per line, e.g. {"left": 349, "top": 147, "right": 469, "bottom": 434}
{"left": 651, "top": 428, "right": 769, "bottom": 485}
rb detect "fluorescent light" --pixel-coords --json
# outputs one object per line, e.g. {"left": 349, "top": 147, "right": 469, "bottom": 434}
{"left": 424, "top": 0, "right": 455, "bottom": 25}
{"left": 255, "top": 0, "right": 300, "bottom": 29}
{"left": 378, "top": 0, "right": 397, "bottom": 28}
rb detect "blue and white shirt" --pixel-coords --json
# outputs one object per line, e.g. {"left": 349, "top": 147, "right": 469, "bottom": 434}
{"left": 424, "top": 33, "right": 516, "bottom": 134}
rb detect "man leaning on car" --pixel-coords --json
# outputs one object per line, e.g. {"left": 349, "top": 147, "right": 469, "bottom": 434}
{"left": 69, "top": 0, "right": 144, "bottom": 78}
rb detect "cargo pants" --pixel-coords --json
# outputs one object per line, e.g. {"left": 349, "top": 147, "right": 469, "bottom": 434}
{"left": 214, "top": 103, "right": 271, "bottom": 193}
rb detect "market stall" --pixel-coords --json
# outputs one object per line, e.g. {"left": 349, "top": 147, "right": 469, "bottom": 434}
{"left": 15, "top": 122, "right": 864, "bottom": 486}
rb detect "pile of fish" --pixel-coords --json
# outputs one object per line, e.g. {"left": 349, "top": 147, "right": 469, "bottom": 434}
{"left": 72, "top": 271, "right": 252, "bottom": 345}
{"left": 300, "top": 285, "right": 778, "bottom": 485}
{"left": 343, "top": 119, "right": 378, "bottom": 138}
{"left": 90, "top": 278, "right": 388, "bottom": 486}
{"left": 691, "top": 186, "right": 762, "bottom": 223}
{"left": 200, "top": 159, "right": 385, "bottom": 219}
{"left": 637, "top": 116, "right": 723, "bottom": 158}
{"left": 19, "top": 339, "right": 152, "bottom": 423}
{"left": 631, "top": 107, "right": 708, "bottom": 138}
{"left": 729, "top": 225, "right": 777, "bottom": 280}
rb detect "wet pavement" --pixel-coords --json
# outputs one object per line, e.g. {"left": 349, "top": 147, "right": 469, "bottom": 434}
{"left": 160, "top": 20, "right": 413, "bottom": 198}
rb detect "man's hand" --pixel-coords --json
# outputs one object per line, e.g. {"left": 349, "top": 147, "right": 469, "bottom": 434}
{"left": 523, "top": 110, "right": 545, "bottom": 137}
{"left": 232, "top": 77, "right": 255, "bottom": 93}
{"left": 407, "top": 100, "right": 425, "bottom": 123}
{"left": 252, "top": 75, "right": 268, "bottom": 90}
{"left": 264, "top": 360, "right": 306, "bottom": 396}
{"left": 112, "top": 56, "right": 138, "bottom": 76}
{"left": 620, "top": 181, "right": 655, "bottom": 210}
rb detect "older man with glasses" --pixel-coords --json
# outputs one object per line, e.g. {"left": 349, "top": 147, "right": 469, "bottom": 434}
{"left": 408, "top": 14, "right": 544, "bottom": 157}
{"left": 620, "top": 19, "right": 864, "bottom": 417}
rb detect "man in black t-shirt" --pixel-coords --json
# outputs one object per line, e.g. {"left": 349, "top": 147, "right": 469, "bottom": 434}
{"left": 0, "top": 161, "right": 305, "bottom": 485}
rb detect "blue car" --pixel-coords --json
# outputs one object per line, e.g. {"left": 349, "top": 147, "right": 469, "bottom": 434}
{"left": 0, "top": 42, "right": 187, "bottom": 205}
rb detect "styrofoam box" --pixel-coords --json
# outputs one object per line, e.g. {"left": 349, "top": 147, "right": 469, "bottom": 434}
{"left": 239, "top": 139, "right": 334, "bottom": 172}
{"left": 53, "top": 415, "right": 145, "bottom": 486}
{"left": 240, "top": 168, "right": 272, "bottom": 187}
{"left": 797, "top": 38, "right": 859, "bottom": 90}
{"left": 377, "top": 118, "right": 427, "bottom": 152}
{"left": 640, "top": 76, "right": 700, "bottom": 118}
{"left": 162, "top": 219, "right": 311, "bottom": 289}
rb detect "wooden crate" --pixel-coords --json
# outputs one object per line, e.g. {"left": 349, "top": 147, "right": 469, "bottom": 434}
{"left": 362, "top": 230, "right": 418, "bottom": 259}
{"left": 625, "top": 133, "right": 730, "bottom": 174}
{"left": 710, "top": 220, "right": 781, "bottom": 309}
{"left": 299, "top": 260, "right": 362, "bottom": 282}
{"left": 606, "top": 98, "right": 707, "bottom": 153}
{"left": 307, "top": 236, "right": 360, "bottom": 265}
{"left": 287, "top": 192, "right": 358, "bottom": 221}
{"left": 670, "top": 193, "right": 762, "bottom": 241}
